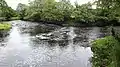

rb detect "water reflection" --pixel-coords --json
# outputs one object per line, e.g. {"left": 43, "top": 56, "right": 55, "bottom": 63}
{"left": 0, "top": 20, "right": 113, "bottom": 67}
{"left": 0, "top": 30, "right": 10, "bottom": 48}
{"left": 12, "top": 21, "right": 61, "bottom": 36}
{"left": 32, "top": 27, "right": 110, "bottom": 47}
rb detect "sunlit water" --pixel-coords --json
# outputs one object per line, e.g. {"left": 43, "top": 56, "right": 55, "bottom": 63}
{"left": 0, "top": 20, "right": 111, "bottom": 67}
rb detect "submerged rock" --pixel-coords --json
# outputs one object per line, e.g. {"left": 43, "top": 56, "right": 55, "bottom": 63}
{"left": 35, "top": 27, "right": 77, "bottom": 42}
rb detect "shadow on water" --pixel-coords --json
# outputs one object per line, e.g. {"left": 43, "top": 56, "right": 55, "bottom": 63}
{"left": 0, "top": 30, "right": 10, "bottom": 47}
{"left": 13, "top": 21, "right": 61, "bottom": 36}
{"left": 0, "top": 20, "right": 113, "bottom": 67}
{"left": 29, "top": 25, "right": 59, "bottom": 36}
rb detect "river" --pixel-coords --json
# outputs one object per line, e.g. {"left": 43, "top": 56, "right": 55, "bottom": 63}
{"left": 0, "top": 20, "right": 111, "bottom": 67}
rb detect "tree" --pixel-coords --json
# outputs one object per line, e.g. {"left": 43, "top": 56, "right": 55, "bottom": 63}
{"left": 16, "top": 3, "right": 27, "bottom": 20}
{"left": 0, "top": 0, "right": 8, "bottom": 17}
{"left": 72, "top": 2, "right": 96, "bottom": 23}
{"left": 94, "top": 0, "right": 120, "bottom": 20}
{"left": 0, "top": 0, "right": 17, "bottom": 20}
{"left": 24, "top": 0, "right": 74, "bottom": 22}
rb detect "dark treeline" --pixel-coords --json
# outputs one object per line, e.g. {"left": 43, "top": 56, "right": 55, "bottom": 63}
{"left": 1, "top": 0, "right": 120, "bottom": 26}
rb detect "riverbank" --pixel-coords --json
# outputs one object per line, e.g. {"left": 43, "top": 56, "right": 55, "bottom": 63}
{"left": 23, "top": 19, "right": 120, "bottom": 27}
{"left": 2, "top": 19, "right": 120, "bottom": 27}
{"left": 0, "top": 23, "right": 11, "bottom": 30}
{"left": 0, "top": 17, "right": 20, "bottom": 22}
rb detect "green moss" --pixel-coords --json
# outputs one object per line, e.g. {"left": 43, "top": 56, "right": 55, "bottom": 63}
{"left": 0, "top": 23, "right": 11, "bottom": 30}
{"left": 92, "top": 36, "right": 120, "bottom": 67}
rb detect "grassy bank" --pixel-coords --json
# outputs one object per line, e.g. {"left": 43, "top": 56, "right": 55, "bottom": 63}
{"left": 92, "top": 36, "right": 120, "bottom": 67}
{"left": 0, "top": 23, "right": 11, "bottom": 30}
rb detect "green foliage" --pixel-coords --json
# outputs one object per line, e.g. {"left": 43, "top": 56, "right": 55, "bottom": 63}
{"left": 24, "top": 0, "right": 73, "bottom": 22}
{"left": 95, "top": 0, "right": 120, "bottom": 9}
{"left": 15, "top": 0, "right": 120, "bottom": 26}
{"left": 0, "top": 0, "right": 18, "bottom": 21}
{"left": 94, "top": 0, "right": 120, "bottom": 21}
{"left": 1, "top": 0, "right": 120, "bottom": 26}
{"left": 72, "top": 3, "right": 96, "bottom": 23}
{"left": 0, "top": 23, "right": 11, "bottom": 30}
{"left": 16, "top": 3, "right": 27, "bottom": 20}
{"left": 23, "top": 0, "right": 120, "bottom": 25}
{"left": 92, "top": 36, "right": 120, "bottom": 67}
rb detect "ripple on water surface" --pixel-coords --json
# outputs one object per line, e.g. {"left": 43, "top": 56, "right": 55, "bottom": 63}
{"left": 0, "top": 21, "right": 112, "bottom": 67}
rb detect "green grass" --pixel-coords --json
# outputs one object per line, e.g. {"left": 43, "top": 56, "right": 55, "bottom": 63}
{"left": 10, "top": 17, "right": 20, "bottom": 20}
{"left": 0, "top": 23, "right": 11, "bottom": 30}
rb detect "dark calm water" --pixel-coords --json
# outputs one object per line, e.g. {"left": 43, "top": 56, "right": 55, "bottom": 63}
{"left": 0, "top": 20, "right": 111, "bottom": 67}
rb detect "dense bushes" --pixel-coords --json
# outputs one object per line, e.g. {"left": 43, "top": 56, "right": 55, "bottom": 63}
{"left": 24, "top": 0, "right": 98, "bottom": 23}
{"left": 92, "top": 36, "right": 120, "bottom": 67}
{"left": 17, "top": 0, "right": 120, "bottom": 26}
{"left": 22, "top": 0, "right": 73, "bottom": 23}
{"left": 1, "top": 0, "right": 120, "bottom": 26}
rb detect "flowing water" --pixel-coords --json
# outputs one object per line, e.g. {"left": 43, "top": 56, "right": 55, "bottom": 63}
{"left": 0, "top": 20, "right": 111, "bottom": 67}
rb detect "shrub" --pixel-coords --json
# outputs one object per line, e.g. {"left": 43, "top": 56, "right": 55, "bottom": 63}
{"left": 92, "top": 36, "right": 120, "bottom": 67}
